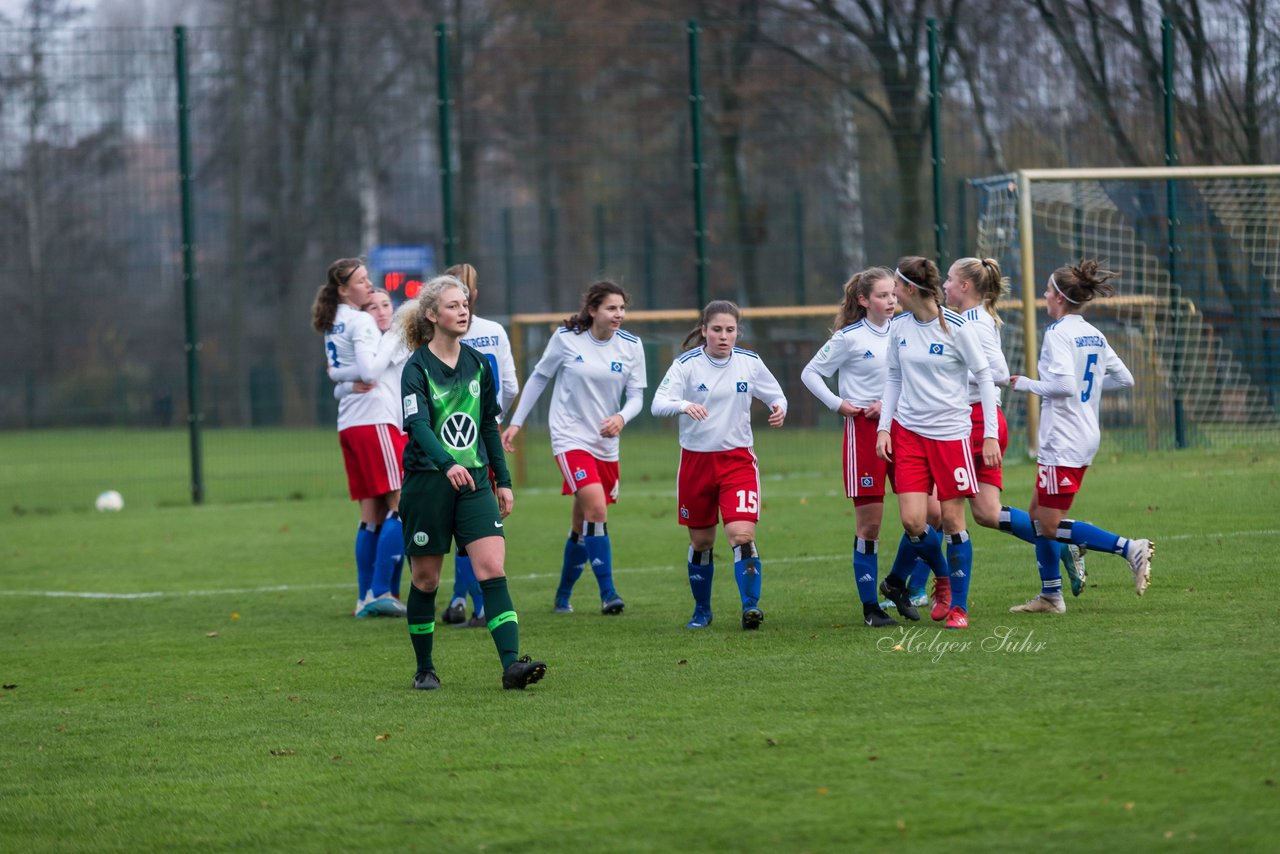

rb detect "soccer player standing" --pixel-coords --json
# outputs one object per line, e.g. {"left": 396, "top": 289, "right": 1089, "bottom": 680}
{"left": 1007, "top": 260, "right": 1153, "bottom": 613}
{"left": 501, "top": 281, "right": 647, "bottom": 616}
{"left": 311, "top": 259, "right": 408, "bottom": 618}
{"left": 651, "top": 301, "right": 787, "bottom": 630}
{"left": 875, "top": 256, "right": 1001, "bottom": 630}
{"left": 440, "top": 263, "right": 521, "bottom": 629}
{"left": 801, "top": 268, "right": 899, "bottom": 628}
{"left": 398, "top": 275, "right": 545, "bottom": 690}
{"left": 330, "top": 288, "right": 413, "bottom": 612}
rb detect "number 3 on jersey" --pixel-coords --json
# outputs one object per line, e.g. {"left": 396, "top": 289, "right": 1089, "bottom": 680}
{"left": 735, "top": 489, "right": 758, "bottom": 514}
{"left": 326, "top": 341, "right": 340, "bottom": 369}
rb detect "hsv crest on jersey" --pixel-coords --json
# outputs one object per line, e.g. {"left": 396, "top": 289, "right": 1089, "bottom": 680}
{"left": 610, "top": 361, "right": 623, "bottom": 372}
{"left": 929, "top": 343, "right": 945, "bottom": 355}
{"left": 736, "top": 382, "right": 749, "bottom": 393}
{"left": 861, "top": 476, "right": 874, "bottom": 487}
{"left": 574, "top": 468, "right": 587, "bottom": 481}
{"left": 679, "top": 505, "right": 690, "bottom": 519}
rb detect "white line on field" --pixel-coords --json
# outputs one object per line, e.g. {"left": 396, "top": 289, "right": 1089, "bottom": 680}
{"left": 3, "top": 529, "right": 1275, "bottom": 600}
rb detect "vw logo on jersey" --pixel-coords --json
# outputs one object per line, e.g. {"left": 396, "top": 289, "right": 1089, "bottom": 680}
{"left": 441, "top": 412, "right": 478, "bottom": 450}
{"left": 468, "top": 379, "right": 481, "bottom": 397}
{"left": 736, "top": 382, "right": 749, "bottom": 393}
{"left": 929, "top": 343, "right": 945, "bottom": 355}
{"left": 610, "top": 361, "right": 623, "bottom": 372}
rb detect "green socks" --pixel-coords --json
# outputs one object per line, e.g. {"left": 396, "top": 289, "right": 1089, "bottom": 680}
{"left": 406, "top": 584, "right": 437, "bottom": 672}
{"left": 479, "top": 576, "right": 519, "bottom": 669}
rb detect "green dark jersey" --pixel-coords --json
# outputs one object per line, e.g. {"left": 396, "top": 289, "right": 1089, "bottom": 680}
{"left": 401, "top": 344, "right": 511, "bottom": 487}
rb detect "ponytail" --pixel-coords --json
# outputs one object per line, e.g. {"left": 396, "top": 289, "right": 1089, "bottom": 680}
{"left": 311, "top": 257, "right": 363, "bottom": 333}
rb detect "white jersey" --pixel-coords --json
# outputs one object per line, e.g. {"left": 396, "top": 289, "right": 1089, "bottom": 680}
{"left": 651, "top": 347, "right": 788, "bottom": 453}
{"left": 333, "top": 329, "right": 411, "bottom": 428}
{"left": 324, "top": 304, "right": 382, "bottom": 431}
{"left": 508, "top": 326, "right": 647, "bottom": 461}
{"left": 961, "top": 307, "right": 1010, "bottom": 404}
{"left": 460, "top": 315, "right": 519, "bottom": 417}
{"left": 1033, "top": 314, "right": 1134, "bottom": 467}
{"left": 801, "top": 318, "right": 891, "bottom": 411}
{"left": 877, "top": 309, "right": 998, "bottom": 441}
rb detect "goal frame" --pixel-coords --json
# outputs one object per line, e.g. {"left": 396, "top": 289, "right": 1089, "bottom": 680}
{"left": 998, "top": 164, "right": 1280, "bottom": 451}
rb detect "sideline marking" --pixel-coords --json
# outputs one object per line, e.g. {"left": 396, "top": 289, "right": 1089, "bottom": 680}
{"left": 3, "top": 530, "right": 1273, "bottom": 600}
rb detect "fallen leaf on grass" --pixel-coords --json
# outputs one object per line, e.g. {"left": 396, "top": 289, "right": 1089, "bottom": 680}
{"left": 375, "top": 733, "right": 390, "bottom": 741}
{"left": 296, "top": 659, "right": 305, "bottom": 665}
{"left": 1124, "top": 802, "right": 1135, "bottom": 811}
{"left": 816, "top": 787, "right": 828, "bottom": 795}
{"left": 231, "top": 613, "right": 239, "bottom": 619}
{"left": 677, "top": 659, "right": 688, "bottom": 665}
{"left": 765, "top": 738, "right": 777, "bottom": 747}
{"left": 868, "top": 755, "right": 878, "bottom": 761}
{"left": 269, "top": 749, "right": 295, "bottom": 756}
{"left": 2, "top": 684, "right": 16, "bottom": 690}
{"left": 896, "top": 820, "right": 907, "bottom": 831}
{"left": 330, "top": 755, "right": 342, "bottom": 761}
{"left": 206, "top": 632, "right": 219, "bottom": 638}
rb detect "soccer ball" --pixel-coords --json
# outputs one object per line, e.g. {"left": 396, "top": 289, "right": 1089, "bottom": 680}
{"left": 95, "top": 490, "right": 124, "bottom": 512}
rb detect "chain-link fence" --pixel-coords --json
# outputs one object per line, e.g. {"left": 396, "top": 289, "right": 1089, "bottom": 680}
{"left": 2, "top": 8, "right": 1276, "bottom": 509}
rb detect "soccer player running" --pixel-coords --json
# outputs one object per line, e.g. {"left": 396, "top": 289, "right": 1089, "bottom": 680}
{"left": 311, "top": 259, "right": 408, "bottom": 619}
{"left": 1006, "top": 260, "right": 1153, "bottom": 614}
{"left": 501, "top": 281, "right": 647, "bottom": 616}
{"left": 330, "top": 287, "right": 414, "bottom": 611}
{"left": 875, "top": 256, "right": 1001, "bottom": 630}
{"left": 440, "top": 263, "right": 521, "bottom": 629}
{"left": 801, "top": 268, "right": 900, "bottom": 628}
{"left": 651, "top": 301, "right": 787, "bottom": 630}
{"left": 397, "top": 275, "right": 545, "bottom": 691}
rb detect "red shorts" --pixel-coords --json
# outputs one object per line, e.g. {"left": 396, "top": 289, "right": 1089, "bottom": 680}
{"left": 844, "top": 414, "right": 888, "bottom": 501}
{"left": 968, "top": 403, "right": 1009, "bottom": 489}
{"left": 557, "top": 450, "right": 619, "bottom": 504}
{"left": 677, "top": 447, "right": 761, "bottom": 527}
{"left": 339, "top": 423, "right": 406, "bottom": 501}
{"left": 1036, "top": 463, "right": 1088, "bottom": 510}
{"left": 890, "top": 421, "right": 978, "bottom": 502}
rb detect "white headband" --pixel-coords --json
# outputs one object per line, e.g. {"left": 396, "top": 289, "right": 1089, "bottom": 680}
{"left": 895, "top": 268, "right": 922, "bottom": 289}
{"left": 1050, "top": 274, "right": 1081, "bottom": 305}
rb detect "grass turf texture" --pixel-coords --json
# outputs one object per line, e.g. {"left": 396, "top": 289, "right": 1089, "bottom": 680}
{"left": 1, "top": 441, "right": 1277, "bottom": 851}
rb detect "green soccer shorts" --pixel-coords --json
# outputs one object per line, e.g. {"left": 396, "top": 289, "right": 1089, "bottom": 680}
{"left": 400, "top": 469, "right": 506, "bottom": 556}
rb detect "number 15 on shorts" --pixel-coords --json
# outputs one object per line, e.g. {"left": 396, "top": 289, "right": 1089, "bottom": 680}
{"left": 735, "top": 490, "right": 758, "bottom": 513}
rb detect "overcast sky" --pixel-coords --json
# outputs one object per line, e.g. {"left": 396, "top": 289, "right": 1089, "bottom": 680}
{"left": 0, "top": 0, "right": 202, "bottom": 27}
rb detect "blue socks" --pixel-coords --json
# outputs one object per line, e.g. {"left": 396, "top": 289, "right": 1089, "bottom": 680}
{"left": 1001, "top": 504, "right": 1078, "bottom": 570}
{"left": 853, "top": 538, "right": 879, "bottom": 605}
{"left": 371, "top": 511, "right": 403, "bottom": 598}
{"left": 583, "top": 520, "right": 618, "bottom": 602}
{"left": 1060, "top": 519, "right": 1124, "bottom": 554}
{"left": 451, "top": 553, "right": 484, "bottom": 615}
{"left": 557, "top": 529, "right": 588, "bottom": 602}
{"left": 907, "top": 526, "right": 949, "bottom": 578}
{"left": 1035, "top": 533, "right": 1064, "bottom": 596}
{"left": 946, "top": 531, "right": 973, "bottom": 610}
{"left": 688, "top": 546, "right": 714, "bottom": 610}
{"left": 733, "top": 542, "right": 762, "bottom": 610}
{"left": 355, "top": 522, "right": 378, "bottom": 601}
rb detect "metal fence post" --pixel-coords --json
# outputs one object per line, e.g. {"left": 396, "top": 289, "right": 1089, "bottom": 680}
{"left": 437, "top": 23, "right": 455, "bottom": 267}
{"left": 928, "top": 18, "right": 947, "bottom": 268}
{"left": 1163, "top": 16, "right": 1187, "bottom": 449}
{"left": 687, "top": 19, "right": 707, "bottom": 310}
{"left": 174, "top": 26, "right": 204, "bottom": 504}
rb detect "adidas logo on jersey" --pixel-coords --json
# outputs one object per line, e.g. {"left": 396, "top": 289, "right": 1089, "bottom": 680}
{"left": 591, "top": 558, "right": 604, "bottom": 566}
{"left": 1060, "top": 476, "right": 1072, "bottom": 486}
{"left": 857, "top": 573, "right": 873, "bottom": 583}
{"left": 696, "top": 383, "right": 709, "bottom": 392}
{"left": 574, "top": 355, "right": 584, "bottom": 362}
{"left": 862, "top": 350, "right": 875, "bottom": 359}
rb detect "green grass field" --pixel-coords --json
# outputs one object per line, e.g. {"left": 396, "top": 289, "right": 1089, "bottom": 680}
{"left": 2, "top": 432, "right": 1278, "bottom": 851}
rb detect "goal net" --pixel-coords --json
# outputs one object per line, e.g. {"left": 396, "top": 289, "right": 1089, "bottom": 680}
{"left": 971, "top": 166, "right": 1280, "bottom": 453}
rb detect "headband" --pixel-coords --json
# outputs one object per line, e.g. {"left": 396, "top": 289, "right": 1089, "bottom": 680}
{"left": 895, "top": 268, "right": 922, "bottom": 289}
{"left": 1050, "top": 274, "right": 1081, "bottom": 305}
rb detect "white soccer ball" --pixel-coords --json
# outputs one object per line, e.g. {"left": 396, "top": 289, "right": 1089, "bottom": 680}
{"left": 95, "top": 490, "right": 124, "bottom": 512}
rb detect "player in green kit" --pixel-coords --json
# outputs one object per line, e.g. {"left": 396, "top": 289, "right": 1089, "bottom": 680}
{"left": 397, "top": 275, "right": 546, "bottom": 691}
